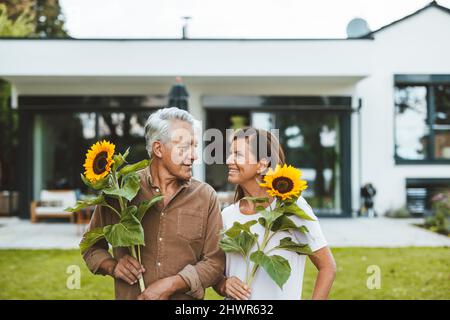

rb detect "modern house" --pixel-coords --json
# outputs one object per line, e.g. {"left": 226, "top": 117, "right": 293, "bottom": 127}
{"left": 0, "top": 1, "right": 449, "bottom": 219}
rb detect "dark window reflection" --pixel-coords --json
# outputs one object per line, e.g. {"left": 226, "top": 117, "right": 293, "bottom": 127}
{"left": 33, "top": 112, "right": 150, "bottom": 198}
{"left": 395, "top": 86, "right": 429, "bottom": 160}
{"left": 394, "top": 83, "right": 450, "bottom": 161}
{"left": 433, "top": 85, "right": 450, "bottom": 159}
{"left": 273, "top": 112, "right": 341, "bottom": 214}
{"left": 205, "top": 109, "right": 344, "bottom": 215}
{"left": 97, "top": 112, "right": 149, "bottom": 163}
{"left": 205, "top": 110, "right": 250, "bottom": 192}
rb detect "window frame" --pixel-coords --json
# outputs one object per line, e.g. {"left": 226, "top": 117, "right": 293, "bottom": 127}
{"left": 394, "top": 75, "right": 450, "bottom": 165}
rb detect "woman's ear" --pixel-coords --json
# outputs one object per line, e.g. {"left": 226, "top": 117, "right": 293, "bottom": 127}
{"left": 257, "top": 158, "right": 270, "bottom": 175}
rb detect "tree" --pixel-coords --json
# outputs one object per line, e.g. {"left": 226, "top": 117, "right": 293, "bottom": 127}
{"left": 0, "top": 81, "right": 18, "bottom": 197}
{"left": 0, "top": 0, "right": 69, "bottom": 37}
{"left": 0, "top": 3, "right": 34, "bottom": 36}
{"left": 0, "top": 1, "right": 69, "bottom": 214}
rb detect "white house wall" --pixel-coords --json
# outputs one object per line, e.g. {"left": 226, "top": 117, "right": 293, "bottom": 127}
{"left": 355, "top": 6, "right": 450, "bottom": 213}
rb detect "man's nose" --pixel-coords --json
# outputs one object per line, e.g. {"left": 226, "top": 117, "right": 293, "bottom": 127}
{"left": 188, "top": 147, "right": 198, "bottom": 162}
{"left": 192, "top": 150, "right": 198, "bottom": 161}
{"left": 225, "top": 154, "right": 234, "bottom": 165}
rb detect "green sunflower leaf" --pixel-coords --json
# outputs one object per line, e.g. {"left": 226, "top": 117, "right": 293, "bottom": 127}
{"left": 238, "top": 231, "right": 258, "bottom": 256}
{"left": 282, "top": 203, "right": 316, "bottom": 221}
{"left": 79, "top": 227, "right": 105, "bottom": 254}
{"left": 136, "top": 195, "right": 164, "bottom": 221}
{"left": 255, "top": 205, "right": 267, "bottom": 213}
{"left": 259, "top": 208, "right": 283, "bottom": 226}
{"left": 258, "top": 217, "right": 267, "bottom": 227}
{"left": 112, "top": 147, "right": 130, "bottom": 171}
{"left": 103, "top": 206, "right": 144, "bottom": 247}
{"left": 271, "top": 215, "right": 310, "bottom": 233}
{"left": 219, "top": 236, "right": 244, "bottom": 255}
{"left": 117, "top": 159, "right": 149, "bottom": 178}
{"left": 103, "top": 172, "right": 141, "bottom": 201}
{"left": 65, "top": 194, "right": 105, "bottom": 212}
{"left": 219, "top": 230, "right": 258, "bottom": 257}
{"left": 81, "top": 174, "right": 112, "bottom": 190}
{"left": 273, "top": 237, "right": 313, "bottom": 255}
{"left": 225, "top": 220, "right": 258, "bottom": 238}
{"left": 250, "top": 251, "right": 291, "bottom": 289}
{"left": 298, "top": 225, "right": 309, "bottom": 234}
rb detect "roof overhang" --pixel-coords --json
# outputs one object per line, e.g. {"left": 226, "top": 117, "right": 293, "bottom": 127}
{"left": 0, "top": 39, "right": 372, "bottom": 81}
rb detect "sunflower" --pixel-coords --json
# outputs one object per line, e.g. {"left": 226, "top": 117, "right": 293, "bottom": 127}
{"left": 83, "top": 140, "right": 115, "bottom": 182}
{"left": 259, "top": 164, "right": 307, "bottom": 200}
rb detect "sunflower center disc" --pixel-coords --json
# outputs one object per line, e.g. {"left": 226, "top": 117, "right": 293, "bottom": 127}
{"left": 272, "top": 177, "right": 294, "bottom": 194}
{"left": 93, "top": 151, "right": 108, "bottom": 174}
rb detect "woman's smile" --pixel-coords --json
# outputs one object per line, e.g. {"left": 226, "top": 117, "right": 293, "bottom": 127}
{"left": 227, "top": 166, "right": 240, "bottom": 175}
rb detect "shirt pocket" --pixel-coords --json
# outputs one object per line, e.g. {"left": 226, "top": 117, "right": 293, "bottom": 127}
{"left": 177, "top": 209, "right": 204, "bottom": 241}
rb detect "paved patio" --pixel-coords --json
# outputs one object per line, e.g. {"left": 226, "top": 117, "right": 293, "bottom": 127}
{"left": 0, "top": 216, "right": 449, "bottom": 249}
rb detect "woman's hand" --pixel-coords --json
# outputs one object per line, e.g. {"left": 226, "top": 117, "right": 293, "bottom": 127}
{"left": 224, "top": 276, "right": 251, "bottom": 300}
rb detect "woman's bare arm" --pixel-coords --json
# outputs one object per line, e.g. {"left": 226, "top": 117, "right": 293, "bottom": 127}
{"left": 308, "top": 246, "right": 336, "bottom": 300}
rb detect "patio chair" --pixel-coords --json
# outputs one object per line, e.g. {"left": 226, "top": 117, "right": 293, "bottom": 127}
{"left": 30, "top": 190, "right": 77, "bottom": 223}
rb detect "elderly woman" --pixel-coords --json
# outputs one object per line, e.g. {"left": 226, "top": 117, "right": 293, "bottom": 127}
{"left": 82, "top": 107, "right": 225, "bottom": 300}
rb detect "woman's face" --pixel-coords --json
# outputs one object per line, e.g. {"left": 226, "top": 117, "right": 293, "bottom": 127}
{"left": 226, "top": 137, "right": 265, "bottom": 185}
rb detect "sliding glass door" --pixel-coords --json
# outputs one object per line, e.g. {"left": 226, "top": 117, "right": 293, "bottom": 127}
{"left": 204, "top": 96, "right": 352, "bottom": 216}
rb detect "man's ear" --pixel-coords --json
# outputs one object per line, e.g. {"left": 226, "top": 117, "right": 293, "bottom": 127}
{"left": 152, "top": 141, "right": 164, "bottom": 159}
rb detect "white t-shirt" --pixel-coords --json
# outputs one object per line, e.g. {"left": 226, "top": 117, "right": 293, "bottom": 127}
{"left": 221, "top": 196, "right": 328, "bottom": 300}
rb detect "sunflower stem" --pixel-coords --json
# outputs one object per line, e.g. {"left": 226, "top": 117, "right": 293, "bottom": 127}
{"left": 130, "top": 245, "right": 145, "bottom": 292}
{"left": 112, "top": 169, "right": 125, "bottom": 213}
{"left": 247, "top": 217, "right": 272, "bottom": 288}
{"left": 101, "top": 204, "right": 121, "bottom": 218}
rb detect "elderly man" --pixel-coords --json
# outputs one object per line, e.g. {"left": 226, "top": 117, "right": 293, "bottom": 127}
{"left": 82, "top": 107, "right": 225, "bottom": 300}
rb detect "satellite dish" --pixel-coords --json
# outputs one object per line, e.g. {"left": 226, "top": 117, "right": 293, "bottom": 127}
{"left": 346, "top": 18, "right": 371, "bottom": 38}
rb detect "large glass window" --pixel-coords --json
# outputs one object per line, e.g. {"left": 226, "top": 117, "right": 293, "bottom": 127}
{"left": 395, "top": 82, "right": 450, "bottom": 162}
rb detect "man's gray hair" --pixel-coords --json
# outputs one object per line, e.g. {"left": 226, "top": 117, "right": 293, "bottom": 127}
{"left": 144, "top": 107, "right": 195, "bottom": 157}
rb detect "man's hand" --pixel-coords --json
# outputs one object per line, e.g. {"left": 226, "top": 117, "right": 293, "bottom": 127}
{"left": 111, "top": 255, "right": 145, "bottom": 285}
{"left": 137, "top": 275, "right": 188, "bottom": 300}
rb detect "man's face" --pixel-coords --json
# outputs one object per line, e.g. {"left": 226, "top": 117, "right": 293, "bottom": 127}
{"left": 159, "top": 120, "right": 198, "bottom": 181}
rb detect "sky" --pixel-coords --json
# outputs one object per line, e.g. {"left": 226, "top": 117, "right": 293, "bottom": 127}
{"left": 60, "top": 0, "right": 450, "bottom": 39}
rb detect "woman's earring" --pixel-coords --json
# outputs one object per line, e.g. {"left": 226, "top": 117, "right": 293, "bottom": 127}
{"left": 255, "top": 170, "right": 265, "bottom": 184}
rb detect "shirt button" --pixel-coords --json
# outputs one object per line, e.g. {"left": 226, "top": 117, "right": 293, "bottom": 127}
{"left": 161, "top": 212, "right": 164, "bottom": 216}
{"left": 159, "top": 237, "right": 162, "bottom": 241}
{"left": 155, "top": 188, "right": 160, "bottom": 193}
{"left": 157, "top": 262, "right": 161, "bottom": 267}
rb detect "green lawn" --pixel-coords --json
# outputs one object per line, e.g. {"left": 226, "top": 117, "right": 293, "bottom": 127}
{"left": 0, "top": 247, "right": 449, "bottom": 300}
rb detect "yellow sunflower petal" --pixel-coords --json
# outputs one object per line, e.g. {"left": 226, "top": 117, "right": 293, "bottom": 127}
{"left": 83, "top": 140, "right": 116, "bottom": 182}
{"left": 260, "top": 163, "right": 307, "bottom": 200}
